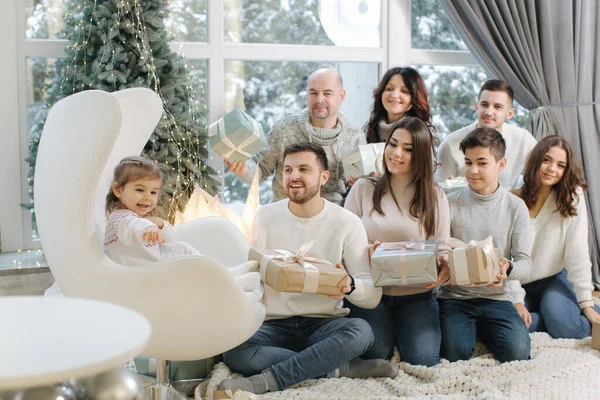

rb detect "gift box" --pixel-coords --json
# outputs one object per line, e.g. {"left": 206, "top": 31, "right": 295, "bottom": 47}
{"left": 438, "top": 177, "right": 468, "bottom": 194}
{"left": 447, "top": 237, "right": 501, "bottom": 286}
{"left": 342, "top": 143, "right": 385, "bottom": 179}
{"left": 208, "top": 108, "right": 268, "bottom": 162}
{"left": 248, "top": 241, "right": 348, "bottom": 296}
{"left": 371, "top": 241, "right": 438, "bottom": 287}
{"left": 592, "top": 321, "right": 600, "bottom": 351}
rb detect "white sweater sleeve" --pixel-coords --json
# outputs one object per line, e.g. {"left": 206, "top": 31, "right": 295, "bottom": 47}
{"left": 342, "top": 215, "right": 382, "bottom": 309}
{"left": 435, "top": 138, "right": 458, "bottom": 182}
{"left": 118, "top": 215, "right": 155, "bottom": 246}
{"left": 564, "top": 189, "right": 594, "bottom": 308}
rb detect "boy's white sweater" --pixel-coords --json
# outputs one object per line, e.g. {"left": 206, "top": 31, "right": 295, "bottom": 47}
{"left": 436, "top": 122, "right": 537, "bottom": 189}
{"left": 251, "top": 199, "right": 382, "bottom": 320}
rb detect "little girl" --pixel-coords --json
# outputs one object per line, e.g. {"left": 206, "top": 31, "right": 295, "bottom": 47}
{"left": 104, "top": 156, "right": 197, "bottom": 264}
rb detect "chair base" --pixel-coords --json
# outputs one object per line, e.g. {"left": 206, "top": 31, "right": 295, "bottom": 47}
{"left": 144, "top": 384, "right": 188, "bottom": 400}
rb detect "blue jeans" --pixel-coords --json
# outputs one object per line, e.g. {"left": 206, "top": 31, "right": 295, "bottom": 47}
{"left": 222, "top": 316, "right": 374, "bottom": 390}
{"left": 346, "top": 291, "right": 441, "bottom": 366}
{"left": 439, "top": 298, "right": 530, "bottom": 363}
{"left": 523, "top": 270, "right": 600, "bottom": 339}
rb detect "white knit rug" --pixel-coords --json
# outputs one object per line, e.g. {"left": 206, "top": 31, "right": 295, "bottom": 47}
{"left": 195, "top": 333, "right": 600, "bottom": 400}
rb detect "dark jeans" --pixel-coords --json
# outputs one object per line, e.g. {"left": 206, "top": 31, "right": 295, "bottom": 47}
{"left": 524, "top": 270, "right": 600, "bottom": 339}
{"left": 346, "top": 291, "right": 441, "bottom": 366}
{"left": 223, "top": 316, "right": 374, "bottom": 390}
{"left": 439, "top": 298, "right": 530, "bottom": 363}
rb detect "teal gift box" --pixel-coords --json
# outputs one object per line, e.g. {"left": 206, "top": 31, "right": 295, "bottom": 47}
{"left": 208, "top": 108, "right": 267, "bottom": 162}
{"left": 134, "top": 356, "right": 219, "bottom": 380}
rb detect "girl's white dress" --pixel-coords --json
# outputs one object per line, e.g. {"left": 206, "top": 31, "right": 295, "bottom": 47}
{"left": 104, "top": 209, "right": 198, "bottom": 265}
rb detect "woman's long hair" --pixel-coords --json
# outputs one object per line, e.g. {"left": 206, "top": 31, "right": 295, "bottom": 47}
{"left": 366, "top": 67, "right": 435, "bottom": 144}
{"left": 371, "top": 117, "right": 438, "bottom": 238}
{"left": 520, "top": 135, "right": 586, "bottom": 217}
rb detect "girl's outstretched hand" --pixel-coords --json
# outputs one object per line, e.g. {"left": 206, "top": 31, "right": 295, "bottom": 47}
{"left": 142, "top": 226, "right": 165, "bottom": 244}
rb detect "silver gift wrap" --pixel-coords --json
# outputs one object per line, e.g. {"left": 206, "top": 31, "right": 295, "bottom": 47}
{"left": 371, "top": 240, "right": 438, "bottom": 287}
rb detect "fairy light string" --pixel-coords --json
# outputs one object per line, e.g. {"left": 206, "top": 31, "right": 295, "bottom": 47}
{"left": 31, "top": 0, "right": 219, "bottom": 224}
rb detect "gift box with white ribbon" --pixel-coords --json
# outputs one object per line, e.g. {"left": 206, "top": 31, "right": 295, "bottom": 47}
{"left": 208, "top": 108, "right": 267, "bottom": 163}
{"left": 371, "top": 240, "right": 438, "bottom": 287}
{"left": 342, "top": 142, "right": 385, "bottom": 179}
{"left": 447, "top": 236, "right": 501, "bottom": 286}
{"left": 249, "top": 241, "right": 347, "bottom": 296}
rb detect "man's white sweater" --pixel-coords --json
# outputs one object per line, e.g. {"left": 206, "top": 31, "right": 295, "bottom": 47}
{"left": 251, "top": 199, "right": 382, "bottom": 320}
{"left": 513, "top": 188, "right": 594, "bottom": 308}
{"left": 435, "top": 122, "right": 537, "bottom": 189}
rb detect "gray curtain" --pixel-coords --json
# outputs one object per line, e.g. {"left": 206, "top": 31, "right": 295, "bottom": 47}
{"left": 439, "top": 0, "right": 600, "bottom": 288}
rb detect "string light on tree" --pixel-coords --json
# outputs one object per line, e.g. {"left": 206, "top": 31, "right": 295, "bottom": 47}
{"left": 25, "top": 0, "right": 219, "bottom": 225}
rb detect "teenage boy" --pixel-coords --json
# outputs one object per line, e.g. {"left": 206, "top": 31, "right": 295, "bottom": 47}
{"left": 436, "top": 79, "right": 537, "bottom": 189}
{"left": 219, "top": 142, "right": 395, "bottom": 395}
{"left": 438, "top": 128, "right": 532, "bottom": 363}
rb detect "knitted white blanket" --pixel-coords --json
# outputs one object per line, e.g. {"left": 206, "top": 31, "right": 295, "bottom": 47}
{"left": 196, "top": 333, "right": 600, "bottom": 400}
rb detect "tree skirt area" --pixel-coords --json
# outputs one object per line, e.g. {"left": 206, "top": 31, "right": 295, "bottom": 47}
{"left": 195, "top": 333, "right": 600, "bottom": 399}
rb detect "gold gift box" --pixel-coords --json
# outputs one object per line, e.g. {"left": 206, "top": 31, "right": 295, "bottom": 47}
{"left": 592, "top": 321, "right": 600, "bottom": 351}
{"left": 249, "top": 248, "right": 348, "bottom": 296}
{"left": 448, "top": 246, "right": 501, "bottom": 286}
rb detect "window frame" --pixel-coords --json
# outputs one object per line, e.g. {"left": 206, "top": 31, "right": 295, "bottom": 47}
{"left": 1, "top": 0, "right": 480, "bottom": 252}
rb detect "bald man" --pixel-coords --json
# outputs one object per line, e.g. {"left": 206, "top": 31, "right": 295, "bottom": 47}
{"left": 225, "top": 68, "right": 366, "bottom": 205}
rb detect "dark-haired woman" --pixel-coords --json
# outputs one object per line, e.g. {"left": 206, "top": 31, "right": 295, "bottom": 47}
{"left": 344, "top": 117, "right": 450, "bottom": 366}
{"left": 512, "top": 135, "right": 600, "bottom": 338}
{"left": 363, "top": 67, "right": 435, "bottom": 145}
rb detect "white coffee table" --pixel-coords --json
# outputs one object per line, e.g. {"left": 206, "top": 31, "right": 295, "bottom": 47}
{"left": 0, "top": 296, "right": 151, "bottom": 391}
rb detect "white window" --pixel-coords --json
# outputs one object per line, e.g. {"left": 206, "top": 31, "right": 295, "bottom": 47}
{"left": 1, "top": 0, "right": 523, "bottom": 252}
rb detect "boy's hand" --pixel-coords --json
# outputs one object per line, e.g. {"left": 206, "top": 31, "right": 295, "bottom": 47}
{"left": 487, "top": 257, "right": 509, "bottom": 288}
{"left": 514, "top": 303, "right": 532, "bottom": 328}
{"left": 145, "top": 216, "right": 165, "bottom": 229}
{"left": 329, "top": 263, "right": 351, "bottom": 300}
{"left": 426, "top": 256, "right": 451, "bottom": 289}
{"left": 142, "top": 226, "right": 165, "bottom": 244}
{"left": 369, "top": 241, "right": 382, "bottom": 260}
{"left": 224, "top": 160, "right": 249, "bottom": 178}
{"left": 347, "top": 176, "right": 357, "bottom": 187}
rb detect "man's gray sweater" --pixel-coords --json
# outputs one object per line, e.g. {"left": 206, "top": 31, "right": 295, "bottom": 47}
{"left": 241, "top": 108, "right": 366, "bottom": 205}
{"left": 438, "top": 185, "right": 532, "bottom": 302}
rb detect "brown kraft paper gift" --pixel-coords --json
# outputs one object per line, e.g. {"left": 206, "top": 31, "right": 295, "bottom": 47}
{"left": 447, "top": 237, "right": 501, "bottom": 286}
{"left": 248, "top": 244, "right": 348, "bottom": 296}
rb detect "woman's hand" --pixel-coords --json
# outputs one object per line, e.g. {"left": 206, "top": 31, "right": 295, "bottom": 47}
{"left": 514, "top": 303, "right": 532, "bottom": 328}
{"left": 583, "top": 306, "right": 600, "bottom": 325}
{"left": 426, "top": 256, "right": 451, "bottom": 289}
{"left": 369, "top": 241, "right": 382, "bottom": 260}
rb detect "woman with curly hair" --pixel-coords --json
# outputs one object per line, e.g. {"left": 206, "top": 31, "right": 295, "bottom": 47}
{"left": 512, "top": 135, "right": 600, "bottom": 338}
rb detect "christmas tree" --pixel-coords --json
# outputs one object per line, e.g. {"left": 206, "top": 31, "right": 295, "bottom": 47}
{"left": 25, "top": 0, "right": 219, "bottom": 227}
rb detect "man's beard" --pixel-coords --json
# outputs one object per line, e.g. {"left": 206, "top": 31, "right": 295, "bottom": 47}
{"left": 311, "top": 105, "right": 329, "bottom": 119}
{"left": 286, "top": 181, "right": 320, "bottom": 205}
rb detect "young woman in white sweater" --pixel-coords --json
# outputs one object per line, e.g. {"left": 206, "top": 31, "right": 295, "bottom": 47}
{"left": 512, "top": 135, "right": 600, "bottom": 338}
{"left": 345, "top": 117, "right": 450, "bottom": 366}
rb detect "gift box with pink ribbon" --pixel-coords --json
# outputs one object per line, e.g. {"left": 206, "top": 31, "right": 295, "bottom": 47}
{"left": 371, "top": 240, "right": 438, "bottom": 287}
{"left": 208, "top": 108, "right": 267, "bottom": 163}
{"left": 341, "top": 143, "right": 385, "bottom": 179}
{"left": 248, "top": 241, "right": 348, "bottom": 296}
{"left": 447, "top": 236, "right": 501, "bottom": 286}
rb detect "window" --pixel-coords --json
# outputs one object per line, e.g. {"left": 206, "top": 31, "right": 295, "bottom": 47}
{"left": 3, "top": 0, "right": 522, "bottom": 255}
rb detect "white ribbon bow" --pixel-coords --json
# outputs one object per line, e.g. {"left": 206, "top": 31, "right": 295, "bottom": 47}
{"left": 447, "top": 236, "right": 499, "bottom": 285}
{"left": 378, "top": 241, "right": 427, "bottom": 285}
{"left": 260, "top": 240, "right": 333, "bottom": 294}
